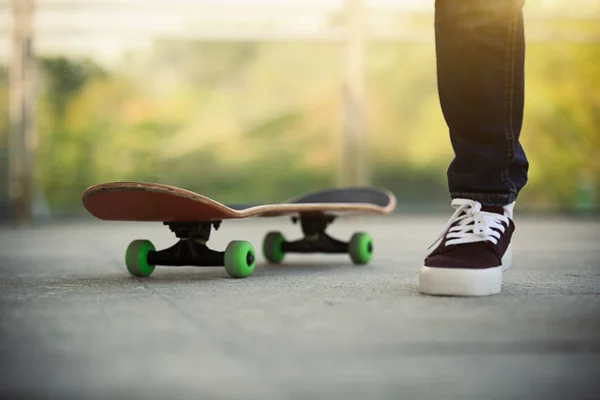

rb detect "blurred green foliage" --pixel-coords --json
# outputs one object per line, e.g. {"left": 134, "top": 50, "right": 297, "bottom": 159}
{"left": 0, "top": 66, "right": 8, "bottom": 216}
{"left": 2, "top": 36, "right": 599, "bottom": 215}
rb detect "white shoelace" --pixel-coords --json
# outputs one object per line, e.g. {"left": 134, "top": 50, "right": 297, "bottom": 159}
{"left": 428, "top": 199, "right": 510, "bottom": 251}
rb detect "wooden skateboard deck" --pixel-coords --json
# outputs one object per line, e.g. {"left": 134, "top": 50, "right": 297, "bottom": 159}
{"left": 82, "top": 181, "right": 396, "bottom": 222}
{"left": 81, "top": 181, "right": 396, "bottom": 280}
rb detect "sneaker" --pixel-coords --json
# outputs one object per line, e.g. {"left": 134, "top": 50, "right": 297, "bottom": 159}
{"left": 418, "top": 198, "right": 515, "bottom": 296}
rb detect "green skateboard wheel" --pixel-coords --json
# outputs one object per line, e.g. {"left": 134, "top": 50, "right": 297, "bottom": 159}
{"left": 348, "top": 232, "right": 373, "bottom": 265}
{"left": 224, "top": 241, "right": 256, "bottom": 278}
{"left": 263, "top": 231, "right": 286, "bottom": 264}
{"left": 125, "top": 239, "right": 156, "bottom": 277}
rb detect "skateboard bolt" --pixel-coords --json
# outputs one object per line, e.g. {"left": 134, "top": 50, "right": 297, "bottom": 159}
{"left": 367, "top": 242, "right": 373, "bottom": 253}
{"left": 246, "top": 252, "right": 255, "bottom": 266}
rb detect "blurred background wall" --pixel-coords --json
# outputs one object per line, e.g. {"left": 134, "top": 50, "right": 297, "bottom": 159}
{"left": 0, "top": 0, "right": 599, "bottom": 221}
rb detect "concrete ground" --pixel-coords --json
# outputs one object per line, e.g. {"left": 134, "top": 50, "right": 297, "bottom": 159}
{"left": 0, "top": 213, "right": 599, "bottom": 399}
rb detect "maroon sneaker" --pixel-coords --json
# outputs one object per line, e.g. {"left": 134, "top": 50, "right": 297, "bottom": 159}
{"left": 419, "top": 199, "right": 515, "bottom": 296}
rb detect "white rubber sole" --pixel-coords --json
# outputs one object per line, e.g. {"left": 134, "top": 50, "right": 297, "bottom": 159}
{"left": 418, "top": 245, "right": 513, "bottom": 297}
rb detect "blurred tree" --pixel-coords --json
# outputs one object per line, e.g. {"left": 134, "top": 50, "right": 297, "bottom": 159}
{"left": 520, "top": 43, "right": 600, "bottom": 211}
{"left": 128, "top": 42, "right": 342, "bottom": 203}
{"left": 0, "top": 66, "right": 8, "bottom": 131}
{"left": 39, "top": 57, "right": 107, "bottom": 125}
{"left": 0, "top": 66, "right": 9, "bottom": 218}
{"left": 367, "top": 42, "right": 451, "bottom": 207}
{"left": 37, "top": 57, "right": 108, "bottom": 212}
{"left": 27, "top": 36, "right": 600, "bottom": 214}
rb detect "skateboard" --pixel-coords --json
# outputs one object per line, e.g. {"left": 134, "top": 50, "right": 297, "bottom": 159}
{"left": 82, "top": 182, "right": 396, "bottom": 279}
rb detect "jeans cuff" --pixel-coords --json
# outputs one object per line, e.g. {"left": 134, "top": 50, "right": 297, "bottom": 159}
{"left": 450, "top": 192, "right": 517, "bottom": 206}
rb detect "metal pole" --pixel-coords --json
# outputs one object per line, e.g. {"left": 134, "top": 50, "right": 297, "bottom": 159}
{"left": 9, "top": 0, "right": 36, "bottom": 225}
{"left": 339, "top": 0, "right": 368, "bottom": 186}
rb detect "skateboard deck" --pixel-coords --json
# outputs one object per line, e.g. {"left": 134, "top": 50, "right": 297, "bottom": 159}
{"left": 82, "top": 181, "right": 396, "bottom": 222}
{"left": 82, "top": 181, "right": 396, "bottom": 280}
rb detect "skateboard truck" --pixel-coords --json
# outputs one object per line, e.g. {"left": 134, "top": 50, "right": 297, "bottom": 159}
{"left": 283, "top": 214, "right": 348, "bottom": 253}
{"left": 125, "top": 221, "right": 256, "bottom": 279}
{"left": 166, "top": 221, "right": 221, "bottom": 241}
{"left": 263, "top": 213, "right": 374, "bottom": 265}
{"left": 146, "top": 222, "right": 227, "bottom": 267}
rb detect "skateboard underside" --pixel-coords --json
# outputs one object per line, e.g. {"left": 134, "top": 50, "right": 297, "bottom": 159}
{"left": 82, "top": 182, "right": 396, "bottom": 279}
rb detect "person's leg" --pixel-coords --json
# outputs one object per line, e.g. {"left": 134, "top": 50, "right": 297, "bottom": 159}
{"left": 436, "top": 0, "right": 528, "bottom": 206}
{"left": 419, "top": 0, "right": 528, "bottom": 297}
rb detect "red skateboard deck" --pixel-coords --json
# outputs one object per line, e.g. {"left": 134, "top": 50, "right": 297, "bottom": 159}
{"left": 82, "top": 181, "right": 396, "bottom": 222}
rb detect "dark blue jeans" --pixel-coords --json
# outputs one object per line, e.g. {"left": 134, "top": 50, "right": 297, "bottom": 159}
{"left": 435, "top": 0, "right": 529, "bottom": 206}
